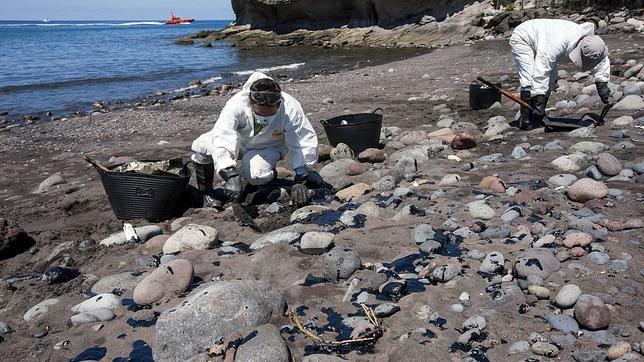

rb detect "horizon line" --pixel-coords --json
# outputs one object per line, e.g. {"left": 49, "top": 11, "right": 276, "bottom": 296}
{"left": 0, "top": 19, "right": 234, "bottom": 22}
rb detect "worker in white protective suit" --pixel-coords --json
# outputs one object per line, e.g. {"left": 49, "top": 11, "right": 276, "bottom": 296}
{"left": 509, "top": 19, "right": 613, "bottom": 130}
{"left": 191, "top": 72, "right": 322, "bottom": 208}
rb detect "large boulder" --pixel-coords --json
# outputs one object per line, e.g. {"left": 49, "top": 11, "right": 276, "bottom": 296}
{"left": 0, "top": 218, "right": 34, "bottom": 260}
{"left": 155, "top": 280, "right": 286, "bottom": 361}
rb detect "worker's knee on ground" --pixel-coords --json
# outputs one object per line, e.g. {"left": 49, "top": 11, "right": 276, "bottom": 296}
{"left": 240, "top": 158, "right": 274, "bottom": 186}
{"left": 244, "top": 167, "right": 274, "bottom": 186}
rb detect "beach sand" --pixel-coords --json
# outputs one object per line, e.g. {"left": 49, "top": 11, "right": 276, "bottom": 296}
{"left": 1, "top": 34, "right": 643, "bottom": 361}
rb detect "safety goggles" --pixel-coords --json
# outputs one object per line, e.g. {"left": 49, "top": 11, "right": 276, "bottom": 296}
{"left": 249, "top": 91, "right": 281, "bottom": 106}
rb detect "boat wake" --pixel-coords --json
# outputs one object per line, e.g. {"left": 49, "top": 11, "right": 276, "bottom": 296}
{"left": 0, "top": 22, "right": 165, "bottom": 28}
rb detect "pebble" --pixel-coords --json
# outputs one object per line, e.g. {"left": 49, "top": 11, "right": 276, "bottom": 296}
{"left": 71, "top": 293, "right": 120, "bottom": 313}
{"left": 607, "top": 341, "right": 632, "bottom": 360}
{"left": 468, "top": 202, "right": 495, "bottom": 220}
{"left": 100, "top": 225, "right": 162, "bottom": 246}
{"left": 70, "top": 308, "right": 115, "bottom": 326}
{"left": 563, "top": 232, "right": 593, "bottom": 248}
{"left": 587, "top": 251, "right": 610, "bottom": 265}
{"left": 163, "top": 224, "right": 218, "bottom": 254}
{"left": 462, "top": 315, "right": 486, "bottom": 331}
{"left": 357, "top": 148, "right": 386, "bottom": 163}
{"left": 570, "top": 141, "right": 607, "bottom": 155}
{"left": 479, "top": 176, "right": 506, "bottom": 193}
{"left": 330, "top": 143, "right": 354, "bottom": 161}
{"left": 133, "top": 259, "right": 194, "bottom": 305}
{"left": 450, "top": 304, "right": 464, "bottom": 313}
{"left": 508, "top": 341, "right": 531, "bottom": 354}
{"left": 438, "top": 174, "right": 461, "bottom": 186}
{"left": 24, "top": 299, "right": 59, "bottom": 321}
{"left": 596, "top": 153, "right": 623, "bottom": 176}
{"left": 33, "top": 174, "right": 66, "bottom": 194}
{"left": 374, "top": 303, "right": 400, "bottom": 318}
{"left": 585, "top": 165, "right": 603, "bottom": 180}
{"left": 513, "top": 248, "right": 560, "bottom": 280}
{"left": 250, "top": 227, "right": 301, "bottom": 250}
{"left": 512, "top": 146, "right": 528, "bottom": 160}
{"left": 555, "top": 284, "right": 582, "bottom": 308}
{"left": 413, "top": 224, "right": 435, "bottom": 243}
{"left": 551, "top": 155, "right": 582, "bottom": 172}
{"left": 612, "top": 115, "right": 634, "bottom": 126}
{"left": 322, "top": 248, "right": 361, "bottom": 282}
{"left": 528, "top": 285, "right": 550, "bottom": 299}
{"left": 531, "top": 342, "right": 559, "bottom": 357}
{"left": 549, "top": 333, "right": 576, "bottom": 348}
{"left": 548, "top": 174, "right": 577, "bottom": 187}
{"left": 575, "top": 294, "right": 611, "bottom": 330}
{"left": 432, "top": 264, "right": 458, "bottom": 283}
{"left": 300, "top": 232, "right": 334, "bottom": 254}
{"left": 567, "top": 178, "right": 609, "bottom": 202}
{"left": 572, "top": 350, "right": 607, "bottom": 362}
{"left": 335, "top": 183, "right": 371, "bottom": 201}
{"left": 479, "top": 251, "right": 505, "bottom": 274}
{"left": 546, "top": 313, "right": 579, "bottom": 333}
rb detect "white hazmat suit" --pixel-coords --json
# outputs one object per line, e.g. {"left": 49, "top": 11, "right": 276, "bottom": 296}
{"left": 509, "top": 19, "right": 610, "bottom": 97}
{"left": 191, "top": 72, "right": 318, "bottom": 185}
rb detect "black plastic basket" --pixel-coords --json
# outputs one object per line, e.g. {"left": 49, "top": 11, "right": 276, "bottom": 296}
{"left": 98, "top": 161, "right": 191, "bottom": 220}
{"left": 321, "top": 108, "right": 383, "bottom": 154}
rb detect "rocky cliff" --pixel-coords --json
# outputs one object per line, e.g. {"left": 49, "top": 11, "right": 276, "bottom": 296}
{"left": 180, "top": 0, "right": 643, "bottom": 48}
{"left": 230, "top": 0, "right": 490, "bottom": 30}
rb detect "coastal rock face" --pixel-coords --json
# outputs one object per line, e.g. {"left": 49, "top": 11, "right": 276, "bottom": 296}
{"left": 232, "top": 0, "right": 481, "bottom": 29}
{"left": 199, "top": 0, "right": 494, "bottom": 48}
{"left": 154, "top": 280, "right": 286, "bottom": 361}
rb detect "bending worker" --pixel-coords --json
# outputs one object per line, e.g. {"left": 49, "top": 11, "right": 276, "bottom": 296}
{"left": 509, "top": 19, "right": 614, "bottom": 130}
{"left": 191, "top": 71, "right": 323, "bottom": 208}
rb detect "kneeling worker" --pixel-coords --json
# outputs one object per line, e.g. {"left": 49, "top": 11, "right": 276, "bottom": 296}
{"left": 509, "top": 19, "right": 614, "bottom": 130}
{"left": 191, "top": 72, "right": 323, "bottom": 208}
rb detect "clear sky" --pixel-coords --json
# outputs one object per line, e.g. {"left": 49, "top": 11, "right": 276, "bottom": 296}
{"left": 1, "top": 0, "right": 235, "bottom": 21}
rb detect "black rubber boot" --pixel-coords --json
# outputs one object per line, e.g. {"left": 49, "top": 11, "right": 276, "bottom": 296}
{"left": 194, "top": 162, "right": 222, "bottom": 209}
{"left": 519, "top": 88, "right": 532, "bottom": 131}
{"left": 530, "top": 95, "right": 547, "bottom": 130}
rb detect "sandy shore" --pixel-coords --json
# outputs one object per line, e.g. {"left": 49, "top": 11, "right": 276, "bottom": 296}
{"left": 1, "top": 34, "right": 643, "bottom": 361}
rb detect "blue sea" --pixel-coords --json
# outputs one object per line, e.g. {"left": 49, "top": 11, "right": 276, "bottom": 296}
{"left": 0, "top": 20, "right": 425, "bottom": 121}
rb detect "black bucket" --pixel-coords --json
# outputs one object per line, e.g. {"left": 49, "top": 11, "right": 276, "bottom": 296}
{"left": 321, "top": 108, "right": 383, "bottom": 154}
{"left": 469, "top": 81, "right": 502, "bottom": 110}
{"left": 98, "top": 161, "right": 191, "bottom": 220}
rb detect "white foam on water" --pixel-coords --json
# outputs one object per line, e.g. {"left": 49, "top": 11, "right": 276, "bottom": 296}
{"left": 233, "top": 63, "right": 306, "bottom": 76}
{"left": 202, "top": 76, "right": 223, "bottom": 85}
{"left": 171, "top": 75, "right": 223, "bottom": 93}
{"left": 0, "top": 22, "right": 164, "bottom": 28}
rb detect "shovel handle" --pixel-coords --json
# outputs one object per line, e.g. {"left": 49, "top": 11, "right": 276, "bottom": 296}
{"left": 476, "top": 77, "right": 536, "bottom": 111}
{"left": 82, "top": 155, "right": 109, "bottom": 172}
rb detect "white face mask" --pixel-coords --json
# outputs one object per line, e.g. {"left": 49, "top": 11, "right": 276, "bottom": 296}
{"left": 253, "top": 112, "right": 277, "bottom": 127}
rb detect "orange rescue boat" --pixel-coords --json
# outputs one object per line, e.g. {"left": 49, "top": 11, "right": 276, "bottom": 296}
{"left": 165, "top": 13, "right": 194, "bottom": 25}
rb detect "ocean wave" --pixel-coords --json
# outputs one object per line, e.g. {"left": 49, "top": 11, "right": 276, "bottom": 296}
{"left": 171, "top": 76, "right": 223, "bottom": 93}
{"left": 233, "top": 63, "right": 306, "bottom": 76}
{"left": 0, "top": 21, "right": 164, "bottom": 28}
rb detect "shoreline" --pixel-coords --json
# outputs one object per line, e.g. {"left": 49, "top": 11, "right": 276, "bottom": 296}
{"left": 0, "top": 34, "right": 643, "bottom": 361}
{"left": 0, "top": 46, "right": 428, "bottom": 127}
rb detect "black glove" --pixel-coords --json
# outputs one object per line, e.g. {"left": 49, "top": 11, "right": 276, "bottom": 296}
{"left": 217, "top": 167, "right": 242, "bottom": 203}
{"left": 294, "top": 169, "right": 325, "bottom": 189}
{"left": 595, "top": 82, "right": 613, "bottom": 105}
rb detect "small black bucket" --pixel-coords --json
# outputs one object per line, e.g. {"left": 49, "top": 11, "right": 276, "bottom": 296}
{"left": 469, "top": 81, "right": 502, "bottom": 110}
{"left": 321, "top": 108, "right": 383, "bottom": 154}
{"left": 98, "top": 161, "right": 191, "bottom": 220}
